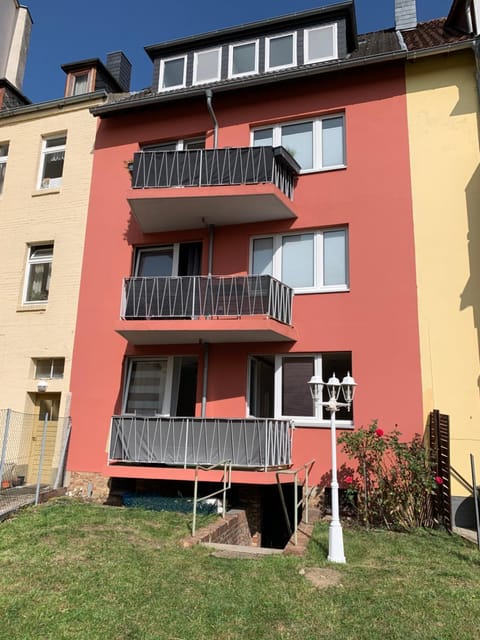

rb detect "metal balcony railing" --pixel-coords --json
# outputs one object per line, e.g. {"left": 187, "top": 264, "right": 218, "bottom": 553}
{"left": 109, "top": 416, "right": 293, "bottom": 470}
{"left": 121, "top": 275, "right": 294, "bottom": 325}
{"left": 130, "top": 146, "right": 300, "bottom": 200}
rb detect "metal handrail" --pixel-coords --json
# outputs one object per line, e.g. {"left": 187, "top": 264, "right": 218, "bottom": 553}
{"left": 192, "top": 460, "right": 232, "bottom": 536}
{"left": 121, "top": 274, "right": 293, "bottom": 325}
{"left": 276, "top": 459, "right": 315, "bottom": 546}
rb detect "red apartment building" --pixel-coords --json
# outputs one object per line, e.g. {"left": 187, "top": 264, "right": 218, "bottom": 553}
{"left": 67, "top": 1, "right": 423, "bottom": 545}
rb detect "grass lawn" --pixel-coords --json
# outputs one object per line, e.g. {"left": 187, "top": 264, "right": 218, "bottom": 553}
{"left": 0, "top": 499, "right": 478, "bottom": 640}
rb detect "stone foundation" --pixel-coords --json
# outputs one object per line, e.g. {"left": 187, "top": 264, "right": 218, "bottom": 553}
{"left": 66, "top": 471, "right": 110, "bottom": 501}
{"left": 238, "top": 485, "right": 262, "bottom": 546}
{"left": 183, "top": 509, "right": 253, "bottom": 547}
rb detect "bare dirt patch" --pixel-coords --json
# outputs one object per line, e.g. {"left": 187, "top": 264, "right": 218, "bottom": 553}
{"left": 301, "top": 566, "right": 342, "bottom": 589}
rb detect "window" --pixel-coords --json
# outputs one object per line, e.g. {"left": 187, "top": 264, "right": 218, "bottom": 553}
{"left": 135, "top": 242, "right": 202, "bottom": 277}
{"left": 0, "top": 142, "right": 8, "bottom": 194}
{"left": 67, "top": 71, "right": 93, "bottom": 96}
{"left": 252, "top": 115, "right": 345, "bottom": 171}
{"left": 34, "top": 358, "right": 65, "bottom": 379}
{"left": 38, "top": 135, "right": 66, "bottom": 189}
{"left": 266, "top": 32, "right": 296, "bottom": 70}
{"left": 24, "top": 244, "right": 53, "bottom": 303}
{"left": 249, "top": 352, "right": 353, "bottom": 424}
{"left": 123, "top": 356, "right": 198, "bottom": 416}
{"left": 304, "top": 24, "right": 338, "bottom": 63}
{"left": 193, "top": 48, "right": 221, "bottom": 85}
{"left": 251, "top": 229, "right": 348, "bottom": 292}
{"left": 228, "top": 40, "right": 258, "bottom": 77}
{"left": 160, "top": 56, "right": 186, "bottom": 90}
{"left": 142, "top": 137, "right": 206, "bottom": 152}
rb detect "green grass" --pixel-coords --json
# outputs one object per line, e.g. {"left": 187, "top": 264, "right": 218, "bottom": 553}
{"left": 0, "top": 499, "right": 478, "bottom": 640}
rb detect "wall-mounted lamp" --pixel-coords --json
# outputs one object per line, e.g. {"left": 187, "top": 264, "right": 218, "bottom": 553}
{"left": 37, "top": 379, "right": 48, "bottom": 393}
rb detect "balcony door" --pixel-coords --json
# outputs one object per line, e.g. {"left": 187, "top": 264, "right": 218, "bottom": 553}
{"left": 124, "top": 356, "right": 197, "bottom": 417}
{"left": 135, "top": 242, "right": 202, "bottom": 277}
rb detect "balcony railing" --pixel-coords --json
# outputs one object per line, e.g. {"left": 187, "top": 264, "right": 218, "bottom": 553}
{"left": 109, "top": 416, "right": 293, "bottom": 470}
{"left": 121, "top": 275, "right": 293, "bottom": 325}
{"left": 130, "top": 146, "right": 300, "bottom": 200}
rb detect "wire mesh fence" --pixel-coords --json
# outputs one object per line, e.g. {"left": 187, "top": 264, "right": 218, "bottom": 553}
{"left": 0, "top": 408, "right": 71, "bottom": 518}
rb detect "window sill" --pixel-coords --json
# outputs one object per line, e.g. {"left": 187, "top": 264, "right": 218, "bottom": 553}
{"left": 17, "top": 303, "right": 48, "bottom": 312}
{"left": 292, "top": 420, "right": 354, "bottom": 429}
{"left": 298, "top": 165, "right": 347, "bottom": 175}
{"left": 31, "top": 188, "right": 61, "bottom": 197}
{"left": 294, "top": 286, "right": 349, "bottom": 295}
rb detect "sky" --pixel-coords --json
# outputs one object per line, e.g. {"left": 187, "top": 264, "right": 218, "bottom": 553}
{"left": 21, "top": 0, "right": 453, "bottom": 103}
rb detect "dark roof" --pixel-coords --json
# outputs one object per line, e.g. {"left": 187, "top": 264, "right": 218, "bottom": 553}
{"left": 92, "top": 13, "right": 477, "bottom": 119}
{"left": 351, "top": 29, "right": 402, "bottom": 59}
{"left": 401, "top": 17, "right": 473, "bottom": 51}
{"left": 93, "top": 28, "right": 404, "bottom": 117}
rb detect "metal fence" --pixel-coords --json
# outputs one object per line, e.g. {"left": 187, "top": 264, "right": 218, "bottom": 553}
{"left": 109, "top": 415, "right": 293, "bottom": 470}
{"left": 130, "top": 146, "right": 300, "bottom": 199}
{"left": 121, "top": 274, "right": 294, "bottom": 325}
{"left": 0, "top": 408, "right": 71, "bottom": 518}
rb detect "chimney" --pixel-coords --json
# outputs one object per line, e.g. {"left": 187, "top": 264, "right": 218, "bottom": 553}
{"left": 105, "top": 51, "right": 131, "bottom": 92}
{"left": 395, "top": 0, "right": 417, "bottom": 30}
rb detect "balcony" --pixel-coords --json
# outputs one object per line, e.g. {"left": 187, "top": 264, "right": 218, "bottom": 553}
{"left": 116, "top": 274, "right": 297, "bottom": 344}
{"left": 109, "top": 416, "right": 293, "bottom": 470}
{"left": 127, "top": 146, "right": 300, "bottom": 232}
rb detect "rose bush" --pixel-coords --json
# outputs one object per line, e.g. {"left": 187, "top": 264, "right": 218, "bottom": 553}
{"left": 338, "top": 421, "right": 440, "bottom": 530}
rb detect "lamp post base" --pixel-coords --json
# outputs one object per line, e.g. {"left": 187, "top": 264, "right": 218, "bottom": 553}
{"left": 328, "top": 520, "right": 346, "bottom": 563}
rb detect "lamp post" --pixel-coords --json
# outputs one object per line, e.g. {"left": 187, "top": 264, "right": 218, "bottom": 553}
{"left": 308, "top": 372, "right": 357, "bottom": 563}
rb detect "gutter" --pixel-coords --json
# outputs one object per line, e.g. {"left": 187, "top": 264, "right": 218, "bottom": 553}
{"left": 405, "top": 39, "right": 474, "bottom": 61}
{"left": 0, "top": 90, "right": 108, "bottom": 120}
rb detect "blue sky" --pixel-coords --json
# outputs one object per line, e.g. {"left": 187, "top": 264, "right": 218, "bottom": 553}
{"left": 21, "top": 0, "right": 453, "bottom": 103}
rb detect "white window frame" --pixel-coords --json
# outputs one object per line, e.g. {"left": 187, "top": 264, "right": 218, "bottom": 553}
{"left": 142, "top": 136, "right": 206, "bottom": 152}
{"left": 23, "top": 243, "right": 53, "bottom": 304}
{"left": 0, "top": 142, "right": 8, "bottom": 195}
{"left": 251, "top": 114, "right": 345, "bottom": 173}
{"left": 265, "top": 31, "right": 297, "bottom": 71}
{"left": 159, "top": 55, "right": 187, "bottom": 91}
{"left": 37, "top": 135, "right": 66, "bottom": 190}
{"left": 246, "top": 353, "right": 353, "bottom": 427}
{"left": 228, "top": 39, "right": 259, "bottom": 78}
{"left": 193, "top": 47, "right": 221, "bottom": 85}
{"left": 135, "top": 244, "right": 180, "bottom": 276}
{"left": 123, "top": 357, "right": 175, "bottom": 416}
{"left": 250, "top": 228, "right": 349, "bottom": 294}
{"left": 304, "top": 23, "right": 338, "bottom": 64}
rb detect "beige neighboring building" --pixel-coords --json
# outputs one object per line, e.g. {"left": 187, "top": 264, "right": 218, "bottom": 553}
{"left": 401, "top": 0, "right": 480, "bottom": 527}
{"left": 0, "top": 52, "right": 131, "bottom": 485}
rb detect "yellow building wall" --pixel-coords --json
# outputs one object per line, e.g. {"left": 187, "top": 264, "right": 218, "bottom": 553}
{"left": 0, "top": 97, "right": 104, "bottom": 483}
{"left": 406, "top": 51, "right": 480, "bottom": 500}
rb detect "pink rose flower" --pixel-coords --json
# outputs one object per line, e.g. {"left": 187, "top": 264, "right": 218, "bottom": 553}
{"left": 434, "top": 476, "right": 444, "bottom": 485}
{"left": 375, "top": 428, "right": 384, "bottom": 437}
{"left": 345, "top": 476, "right": 353, "bottom": 484}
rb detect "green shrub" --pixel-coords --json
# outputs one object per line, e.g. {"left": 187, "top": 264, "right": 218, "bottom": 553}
{"left": 338, "top": 421, "right": 441, "bottom": 530}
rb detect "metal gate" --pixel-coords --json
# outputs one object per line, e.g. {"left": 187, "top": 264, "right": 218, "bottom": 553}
{"left": 429, "top": 409, "right": 452, "bottom": 532}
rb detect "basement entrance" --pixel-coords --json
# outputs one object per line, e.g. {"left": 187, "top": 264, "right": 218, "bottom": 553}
{"left": 109, "top": 478, "right": 303, "bottom": 550}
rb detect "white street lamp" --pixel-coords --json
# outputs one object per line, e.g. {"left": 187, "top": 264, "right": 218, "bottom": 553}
{"left": 308, "top": 371, "right": 357, "bottom": 563}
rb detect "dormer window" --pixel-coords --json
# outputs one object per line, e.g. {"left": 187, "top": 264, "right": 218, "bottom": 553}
{"left": 266, "top": 32, "right": 296, "bottom": 71}
{"left": 304, "top": 24, "right": 338, "bottom": 63}
{"left": 193, "top": 48, "right": 221, "bottom": 85}
{"left": 229, "top": 40, "right": 259, "bottom": 78}
{"left": 66, "top": 70, "right": 94, "bottom": 97}
{"left": 160, "top": 55, "right": 187, "bottom": 90}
